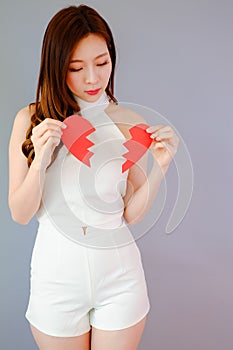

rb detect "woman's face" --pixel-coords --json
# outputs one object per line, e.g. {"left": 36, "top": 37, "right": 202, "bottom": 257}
{"left": 66, "top": 33, "right": 112, "bottom": 102}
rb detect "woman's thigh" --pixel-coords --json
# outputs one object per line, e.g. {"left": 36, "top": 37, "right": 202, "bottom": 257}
{"left": 30, "top": 324, "right": 91, "bottom": 350}
{"left": 91, "top": 316, "right": 147, "bottom": 350}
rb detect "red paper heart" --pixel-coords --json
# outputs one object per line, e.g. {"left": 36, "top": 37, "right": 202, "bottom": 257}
{"left": 61, "top": 115, "right": 96, "bottom": 167}
{"left": 122, "top": 123, "right": 153, "bottom": 173}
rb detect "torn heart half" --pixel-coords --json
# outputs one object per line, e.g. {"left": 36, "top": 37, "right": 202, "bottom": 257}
{"left": 122, "top": 123, "right": 153, "bottom": 173}
{"left": 61, "top": 115, "right": 96, "bottom": 167}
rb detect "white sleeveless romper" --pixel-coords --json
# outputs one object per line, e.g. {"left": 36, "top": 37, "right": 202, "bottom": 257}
{"left": 25, "top": 94, "right": 150, "bottom": 337}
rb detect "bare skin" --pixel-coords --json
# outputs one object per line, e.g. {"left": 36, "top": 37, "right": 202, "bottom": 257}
{"left": 30, "top": 324, "right": 91, "bottom": 350}
{"left": 91, "top": 316, "right": 147, "bottom": 350}
{"left": 30, "top": 316, "right": 147, "bottom": 350}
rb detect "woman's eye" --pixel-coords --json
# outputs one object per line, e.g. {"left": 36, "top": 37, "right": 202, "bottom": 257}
{"left": 69, "top": 68, "right": 82, "bottom": 72}
{"left": 69, "top": 61, "right": 109, "bottom": 72}
{"left": 97, "top": 61, "right": 109, "bottom": 66}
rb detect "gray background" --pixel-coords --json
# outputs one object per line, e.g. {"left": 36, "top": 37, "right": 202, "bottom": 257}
{"left": 1, "top": 0, "right": 233, "bottom": 349}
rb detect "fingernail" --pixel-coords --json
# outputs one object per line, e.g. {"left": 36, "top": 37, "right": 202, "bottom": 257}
{"left": 62, "top": 124, "right": 67, "bottom": 128}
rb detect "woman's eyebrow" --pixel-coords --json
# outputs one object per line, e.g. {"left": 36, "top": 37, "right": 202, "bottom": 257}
{"left": 70, "top": 52, "right": 108, "bottom": 63}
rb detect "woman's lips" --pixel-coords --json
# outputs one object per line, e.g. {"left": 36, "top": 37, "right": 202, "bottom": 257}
{"left": 85, "top": 88, "right": 101, "bottom": 95}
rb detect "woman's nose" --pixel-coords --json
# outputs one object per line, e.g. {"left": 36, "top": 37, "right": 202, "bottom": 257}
{"left": 85, "top": 66, "right": 98, "bottom": 84}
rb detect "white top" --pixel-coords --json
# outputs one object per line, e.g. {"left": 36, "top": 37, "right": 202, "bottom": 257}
{"left": 36, "top": 91, "right": 129, "bottom": 233}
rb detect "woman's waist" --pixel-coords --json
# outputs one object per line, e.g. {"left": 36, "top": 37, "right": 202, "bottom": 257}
{"left": 36, "top": 213, "right": 134, "bottom": 249}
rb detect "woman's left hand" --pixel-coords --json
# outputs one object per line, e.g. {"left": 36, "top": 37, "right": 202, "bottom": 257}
{"left": 146, "top": 125, "right": 180, "bottom": 168}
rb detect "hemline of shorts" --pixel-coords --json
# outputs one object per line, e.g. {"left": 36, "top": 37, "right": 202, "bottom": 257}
{"left": 25, "top": 305, "right": 150, "bottom": 338}
{"left": 25, "top": 314, "right": 91, "bottom": 338}
{"left": 91, "top": 305, "right": 150, "bottom": 331}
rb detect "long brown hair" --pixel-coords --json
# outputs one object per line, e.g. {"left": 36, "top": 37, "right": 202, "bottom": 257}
{"left": 22, "top": 4, "right": 118, "bottom": 167}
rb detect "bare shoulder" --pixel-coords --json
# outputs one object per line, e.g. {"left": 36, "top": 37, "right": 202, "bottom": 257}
{"left": 8, "top": 104, "right": 35, "bottom": 200}
{"left": 9, "top": 105, "right": 35, "bottom": 151}
{"left": 12, "top": 104, "right": 34, "bottom": 128}
{"left": 9, "top": 104, "right": 36, "bottom": 146}
{"left": 106, "top": 102, "right": 147, "bottom": 137}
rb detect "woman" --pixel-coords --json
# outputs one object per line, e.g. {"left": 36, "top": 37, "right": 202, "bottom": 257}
{"left": 8, "top": 5, "right": 179, "bottom": 350}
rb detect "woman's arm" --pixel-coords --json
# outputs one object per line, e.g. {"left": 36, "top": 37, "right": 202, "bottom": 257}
{"left": 8, "top": 107, "right": 46, "bottom": 225}
{"left": 123, "top": 160, "right": 169, "bottom": 225}
{"left": 9, "top": 106, "right": 66, "bottom": 225}
{"left": 121, "top": 109, "right": 179, "bottom": 225}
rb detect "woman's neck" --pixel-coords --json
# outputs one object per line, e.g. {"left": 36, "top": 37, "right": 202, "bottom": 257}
{"left": 74, "top": 91, "right": 109, "bottom": 112}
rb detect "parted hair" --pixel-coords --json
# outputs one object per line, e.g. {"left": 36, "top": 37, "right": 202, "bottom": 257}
{"left": 22, "top": 4, "right": 118, "bottom": 167}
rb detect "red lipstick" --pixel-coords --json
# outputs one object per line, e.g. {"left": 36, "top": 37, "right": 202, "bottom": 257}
{"left": 85, "top": 88, "right": 101, "bottom": 96}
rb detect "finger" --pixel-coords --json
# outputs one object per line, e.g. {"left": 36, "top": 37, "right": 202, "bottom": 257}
{"left": 150, "top": 131, "right": 173, "bottom": 140}
{"left": 146, "top": 125, "right": 165, "bottom": 133}
{"left": 152, "top": 138, "right": 170, "bottom": 148}
{"left": 155, "top": 134, "right": 179, "bottom": 147}
{"left": 147, "top": 125, "right": 173, "bottom": 134}
{"left": 42, "top": 121, "right": 66, "bottom": 133}
{"left": 154, "top": 142, "right": 164, "bottom": 148}
{"left": 44, "top": 136, "right": 61, "bottom": 150}
{"left": 32, "top": 118, "right": 66, "bottom": 132}
{"left": 44, "top": 118, "right": 66, "bottom": 127}
{"left": 151, "top": 126, "right": 172, "bottom": 135}
{"left": 32, "top": 124, "right": 64, "bottom": 139}
{"left": 154, "top": 141, "right": 174, "bottom": 155}
{"left": 38, "top": 129, "right": 63, "bottom": 146}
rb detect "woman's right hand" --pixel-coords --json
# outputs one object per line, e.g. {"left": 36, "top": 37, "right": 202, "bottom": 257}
{"left": 31, "top": 118, "right": 67, "bottom": 170}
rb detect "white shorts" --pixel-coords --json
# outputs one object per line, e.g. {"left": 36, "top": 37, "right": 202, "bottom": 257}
{"left": 25, "top": 221, "right": 151, "bottom": 337}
